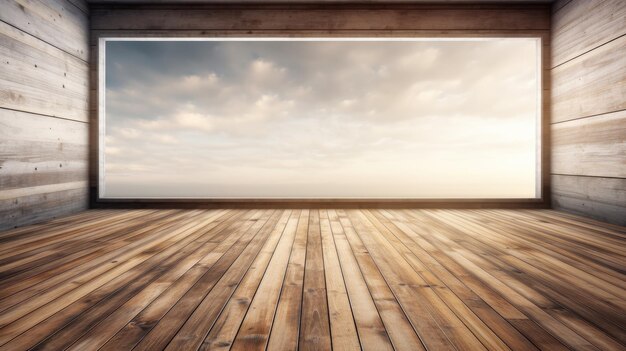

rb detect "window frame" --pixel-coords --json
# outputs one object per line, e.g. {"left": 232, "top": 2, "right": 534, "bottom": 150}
{"left": 95, "top": 33, "right": 548, "bottom": 207}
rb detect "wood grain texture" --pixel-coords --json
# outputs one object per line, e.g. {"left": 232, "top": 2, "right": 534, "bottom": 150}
{"left": 550, "top": 0, "right": 626, "bottom": 226}
{"left": 552, "top": 175, "right": 626, "bottom": 226}
{"left": 0, "top": 0, "right": 89, "bottom": 229}
{"left": 0, "top": 21, "right": 89, "bottom": 122}
{"left": 0, "top": 109, "right": 88, "bottom": 189}
{"left": 299, "top": 210, "right": 331, "bottom": 351}
{"left": 0, "top": 187, "right": 88, "bottom": 230}
{"left": 0, "top": 0, "right": 89, "bottom": 61}
{"left": 68, "top": 0, "right": 89, "bottom": 14}
{"left": 551, "top": 34, "right": 626, "bottom": 124}
{"left": 551, "top": 0, "right": 626, "bottom": 67}
{"left": 552, "top": 110, "right": 626, "bottom": 178}
{"left": 90, "top": 5, "right": 550, "bottom": 31}
{"left": 552, "top": 0, "right": 573, "bottom": 14}
{"left": 0, "top": 208, "right": 623, "bottom": 350}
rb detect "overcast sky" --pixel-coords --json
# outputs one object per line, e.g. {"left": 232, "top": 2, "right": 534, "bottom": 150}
{"left": 103, "top": 38, "right": 539, "bottom": 198}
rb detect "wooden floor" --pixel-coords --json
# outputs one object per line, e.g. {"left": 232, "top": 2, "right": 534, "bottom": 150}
{"left": 0, "top": 209, "right": 624, "bottom": 351}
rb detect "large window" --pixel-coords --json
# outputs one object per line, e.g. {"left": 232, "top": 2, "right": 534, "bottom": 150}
{"left": 99, "top": 38, "right": 541, "bottom": 199}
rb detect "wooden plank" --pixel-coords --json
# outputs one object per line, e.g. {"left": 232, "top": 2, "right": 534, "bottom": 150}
{"left": 0, "top": 209, "right": 623, "bottom": 350}
{"left": 330, "top": 209, "right": 420, "bottom": 351}
{"left": 53, "top": 215, "right": 238, "bottom": 351}
{"left": 299, "top": 210, "right": 332, "bottom": 351}
{"left": 540, "top": 209, "right": 626, "bottom": 235}
{"left": 418, "top": 209, "right": 621, "bottom": 350}
{"left": 0, "top": 115, "right": 88, "bottom": 230}
{"left": 90, "top": 29, "right": 552, "bottom": 42}
{"left": 163, "top": 210, "right": 288, "bottom": 351}
{"left": 552, "top": 191, "right": 626, "bottom": 227}
{"left": 551, "top": 35, "right": 626, "bottom": 123}
{"left": 552, "top": 110, "right": 626, "bottom": 178}
{"left": 488, "top": 208, "right": 625, "bottom": 250}
{"left": 0, "top": 210, "right": 112, "bottom": 252}
{"left": 0, "top": 0, "right": 88, "bottom": 230}
{"left": 0, "top": 211, "right": 173, "bottom": 302}
{"left": 385, "top": 209, "right": 570, "bottom": 351}
{"left": 0, "top": 187, "right": 87, "bottom": 231}
{"left": 0, "top": 182, "right": 86, "bottom": 202}
{"left": 0, "top": 209, "right": 161, "bottom": 280}
{"left": 341, "top": 210, "right": 461, "bottom": 351}
{"left": 0, "top": 0, "right": 89, "bottom": 61}
{"left": 90, "top": 5, "right": 550, "bottom": 31}
{"left": 0, "top": 210, "right": 152, "bottom": 265}
{"left": 208, "top": 210, "right": 299, "bottom": 351}
{"left": 67, "top": 0, "right": 89, "bottom": 14}
{"left": 97, "top": 210, "right": 256, "bottom": 351}
{"left": 0, "top": 209, "right": 108, "bottom": 240}
{"left": 480, "top": 209, "right": 626, "bottom": 288}
{"left": 456, "top": 209, "right": 626, "bottom": 294}
{"left": 552, "top": 0, "right": 626, "bottom": 67}
{"left": 0, "top": 211, "right": 181, "bottom": 313}
{"left": 0, "top": 210, "right": 221, "bottom": 347}
{"left": 373, "top": 209, "right": 539, "bottom": 351}
{"left": 0, "top": 209, "right": 146, "bottom": 261}
{"left": 130, "top": 210, "right": 274, "bottom": 351}
{"left": 0, "top": 210, "right": 113, "bottom": 253}
{"left": 12, "top": 211, "right": 232, "bottom": 351}
{"left": 365, "top": 209, "right": 521, "bottom": 351}
{"left": 410, "top": 212, "right": 575, "bottom": 350}
{"left": 57, "top": 212, "right": 241, "bottom": 351}
{"left": 552, "top": 0, "right": 573, "bottom": 14}
{"left": 318, "top": 210, "right": 360, "bottom": 351}
{"left": 352, "top": 210, "right": 491, "bottom": 351}
{"left": 266, "top": 209, "right": 309, "bottom": 350}
{"left": 454, "top": 210, "right": 626, "bottom": 350}
{"left": 0, "top": 21, "right": 89, "bottom": 121}
{"left": 0, "top": 109, "right": 87, "bottom": 191}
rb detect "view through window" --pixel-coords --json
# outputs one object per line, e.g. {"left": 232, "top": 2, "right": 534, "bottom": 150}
{"left": 100, "top": 38, "right": 541, "bottom": 199}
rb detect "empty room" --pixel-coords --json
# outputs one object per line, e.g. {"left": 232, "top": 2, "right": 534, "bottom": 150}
{"left": 0, "top": 0, "right": 624, "bottom": 350}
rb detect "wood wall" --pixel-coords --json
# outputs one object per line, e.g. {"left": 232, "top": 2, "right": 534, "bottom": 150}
{"left": 89, "top": 3, "right": 551, "bottom": 208}
{"left": 0, "top": 0, "right": 90, "bottom": 230}
{"left": 551, "top": 0, "right": 626, "bottom": 225}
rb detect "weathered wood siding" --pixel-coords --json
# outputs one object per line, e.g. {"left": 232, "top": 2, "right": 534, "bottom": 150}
{"left": 0, "top": 0, "right": 89, "bottom": 230}
{"left": 551, "top": 0, "right": 626, "bottom": 225}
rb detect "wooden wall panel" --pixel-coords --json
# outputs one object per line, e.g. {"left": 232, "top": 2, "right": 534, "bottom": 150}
{"left": 0, "top": 0, "right": 89, "bottom": 60}
{"left": 0, "top": 0, "right": 89, "bottom": 231}
{"left": 0, "top": 188, "right": 88, "bottom": 229}
{"left": 552, "top": 0, "right": 572, "bottom": 14}
{"left": 0, "top": 109, "right": 88, "bottom": 189}
{"left": 550, "top": 0, "right": 626, "bottom": 226}
{"left": 552, "top": 110, "right": 626, "bottom": 178}
{"left": 68, "top": 0, "right": 88, "bottom": 13}
{"left": 552, "top": 175, "right": 626, "bottom": 226}
{"left": 0, "top": 21, "right": 89, "bottom": 122}
{"left": 552, "top": 0, "right": 626, "bottom": 67}
{"left": 551, "top": 35, "right": 626, "bottom": 123}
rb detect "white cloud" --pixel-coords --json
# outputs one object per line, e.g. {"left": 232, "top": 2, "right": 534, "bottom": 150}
{"left": 117, "top": 128, "right": 141, "bottom": 139}
{"left": 174, "top": 111, "right": 214, "bottom": 132}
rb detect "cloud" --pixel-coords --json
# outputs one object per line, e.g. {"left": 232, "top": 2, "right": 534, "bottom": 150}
{"left": 174, "top": 111, "right": 214, "bottom": 132}
{"left": 104, "top": 39, "right": 540, "bottom": 198}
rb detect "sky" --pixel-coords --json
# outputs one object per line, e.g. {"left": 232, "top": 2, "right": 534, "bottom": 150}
{"left": 103, "top": 38, "right": 540, "bottom": 198}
